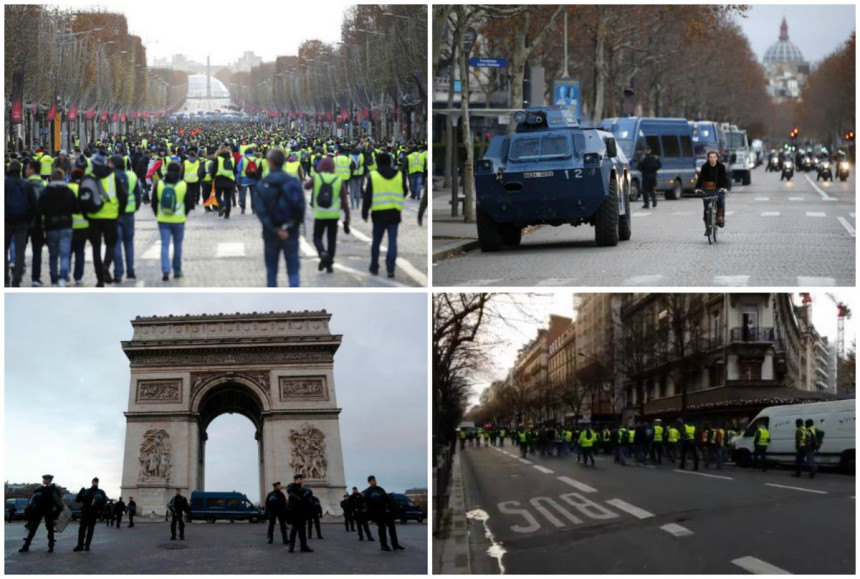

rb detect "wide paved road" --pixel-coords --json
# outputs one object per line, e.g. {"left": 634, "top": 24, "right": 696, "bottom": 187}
{"left": 20, "top": 190, "right": 427, "bottom": 288}
{"left": 460, "top": 443, "right": 854, "bottom": 574}
{"left": 434, "top": 167, "right": 855, "bottom": 287}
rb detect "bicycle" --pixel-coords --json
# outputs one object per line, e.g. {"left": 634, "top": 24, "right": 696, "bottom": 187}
{"left": 695, "top": 189, "right": 725, "bottom": 245}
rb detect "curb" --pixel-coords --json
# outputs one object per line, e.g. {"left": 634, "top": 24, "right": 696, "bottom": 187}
{"left": 433, "top": 450, "right": 471, "bottom": 574}
{"left": 432, "top": 240, "right": 481, "bottom": 261}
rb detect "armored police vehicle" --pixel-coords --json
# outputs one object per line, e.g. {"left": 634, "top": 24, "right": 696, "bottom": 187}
{"left": 720, "top": 123, "right": 752, "bottom": 186}
{"left": 475, "top": 107, "right": 632, "bottom": 251}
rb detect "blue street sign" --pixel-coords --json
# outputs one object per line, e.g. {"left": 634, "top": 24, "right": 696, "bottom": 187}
{"left": 470, "top": 58, "right": 507, "bottom": 68}
{"left": 454, "top": 80, "right": 462, "bottom": 94}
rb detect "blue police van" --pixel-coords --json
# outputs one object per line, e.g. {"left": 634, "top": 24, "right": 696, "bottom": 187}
{"left": 189, "top": 491, "right": 264, "bottom": 523}
{"left": 597, "top": 117, "right": 697, "bottom": 200}
{"left": 689, "top": 121, "right": 727, "bottom": 171}
{"left": 475, "top": 107, "right": 632, "bottom": 251}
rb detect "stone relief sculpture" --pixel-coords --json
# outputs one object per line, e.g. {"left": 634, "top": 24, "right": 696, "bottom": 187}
{"left": 288, "top": 424, "right": 327, "bottom": 480}
{"left": 138, "top": 429, "right": 171, "bottom": 482}
{"left": 138, "top": 381, "right": 181, "bottom": 402}
{"left": 280, "top": 378, "right": 326, "bottom": 399}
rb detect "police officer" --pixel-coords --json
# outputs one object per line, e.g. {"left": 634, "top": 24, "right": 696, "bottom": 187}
{"left": 19, "top": 474, "right": 63, "bottom": 553}
{"left": 73, "top": 477, "right": 107, "bottom": 552}
{"left": 286, "top": 474, "right": 313, "bottom": 552}
{"left": 363, "top": 475, "right": 404, "bottom": 552}
{"left": 637, "top": 145, "right": 662, "bottom": 209}
{"left": 114, "top": 496, "right": 126, "bottom": 528}
{"left": 168, "top": 488, "right": 189, "bottom": 540}
{"left": 753, "top": 422, "right": 770, "bottom": 472}
{"left": 679, "top": 418, "right": 699, "bottom": 471}
{"left": 127, "top": 497, "right": 137, "bottom": 527}
{"left": 341, "top": 493, "right": 355, "bottom": 532}
{"left": 304, "top": 488, "right": 323, "bottom": 539}
{"left": 348, "top": 486, "right": 374, "bottom": 542}
{"left": 265, "top": 481, "right": 289, "bottom": 545}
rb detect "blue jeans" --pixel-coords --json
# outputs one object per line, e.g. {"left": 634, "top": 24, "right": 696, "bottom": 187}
{"left": 239, "top": 183, "right": 256, "bottom": 211}
{"left": 114, "top": 213, "right": 135, "bottom": 279}
{"left": 45, "top": 228, "right": 73, "bottom": 284}
{"left": 701, "top": 189, "right": 726, "bottom": 221}
{"left": 408, "top": 174, "right": 423, "bottom": 199}
{"left": 72, "top": 229, "right": 88, "bottom": 283}
{"left": 371, "top": 221, "right": 398, "bottom": 274}
{"left": 348, "top": 177, "right": 363, "bottom": 209}
{"left": 158, "top": 222, "right": 184, "bottom": 275}
{"left": 263, "top": 235, "right": 300, "bottom": 287}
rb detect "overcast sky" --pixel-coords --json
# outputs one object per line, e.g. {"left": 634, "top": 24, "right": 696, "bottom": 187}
{"left": 48, "top": 0, "right": 357, "bottom": 65}
{"left": 4, "top": 293, "right": 427, "bottom": 502}
{"left": 468, "top": 292, "right": 856, "bottom": 407}
{"left": 734, "top": 4, "right": 855, "bottom": 65}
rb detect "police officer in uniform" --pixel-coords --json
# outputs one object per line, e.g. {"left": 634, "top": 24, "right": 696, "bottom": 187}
{"left": 127, "top": 497, "right": 137, "bottom": 527}
{"left": 637, "top": 146, "right": 662, "bottom": 209}
{"left": 305, "top": 488, "right": 323, "bottom": 539}
{"left": 265, "top": 481, "right": 289, "bottom": 545}
{"left": 19, "top": 474, "right": 63, "bottom": 553}
{"left": 114, "top": 496, "right": 126, "bottom": 528}
{"left": 168, "top": 488, "right": 189, "bottom": 540}
{"left": 348, "top": 486, "right": 374, "bottom": 541}
{"left": 341, "top": 493, "right": 355, "bottom": 532}
{"left": 74, "top": 477, "right": 107, "bottom": 552}
{"left": 286, "top": 474, "right": 313, "bottom": 552}
{"left": 363, "top": 475, "right": 404, "bottom": 552}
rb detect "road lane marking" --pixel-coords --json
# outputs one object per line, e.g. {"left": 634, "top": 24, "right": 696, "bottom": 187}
{"left": 660, "top": 523, "right": 693, "bottom": 537}
{"left": 215, "top": 242, "right": 245, "bottom": 257}
{"left": 460, "top": 279, "right": 503, "bottom": 286}
{"left": 837, "top": 216, "right": 856, "bottom": 237}
{"left": 805, "top": 212, "right": 826, "bottom": 217}
{"left": 466, "top": 509, "right": 507, "bottom": 574}
{"left": 731, "top": 556, "right": 791, "bottom": 574}
{"left": 557, "top": 476, "right": 597, "bottom": 494}
{"left": 714, "top": 275, "right": 750, "bottom": 286}
{"left": 764, "top": 483, "right": 827, "bottom": 495}
{"left": 518, "top": 459, "right": 532, "bottom": 465}
{"left": 754, "top": 197, "right": 770, "bottom": 201}
{"left": 760, "top": 211, "right": 780, "bottom": 216}
{"left": 797, "top": 276, "right": 836, "bottom": 286}
{"left": 671, "top": 211, "right": 692, "bottom": 216}
{"left": 348, "top": 227, "right": 428, "bottom": 285}
{"left": 531, "top": 497, "right": 583, "bottom": 527}
{"left": 788, "top": 197, "right": 805, "bottom": 201}
{"left": 804, "top": 173, "right": 837, "bottom": 201}
{"left": 631, "top": 211, "right": 651, "bottom": 217}
{"left": 673, "top": 469, "right": 733, "bottom": 480}
{"left": 604, "top": 499, "right": 654, "bottom": 519}
{"left": 725, "top": 211, "right": 736, "bottom": 216}
{"left": 299, "top": 237, "right": 400, "bottom": 287}
{"left": 625, "top": 274, "right": 663, "bottom": 285}
{"left": 533, "top": 465, "right": 555, "bottom": 474}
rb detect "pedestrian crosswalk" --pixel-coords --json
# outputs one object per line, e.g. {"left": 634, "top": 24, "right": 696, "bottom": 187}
{"left": 455, "top": 275, "right": 841, "bottom": 288}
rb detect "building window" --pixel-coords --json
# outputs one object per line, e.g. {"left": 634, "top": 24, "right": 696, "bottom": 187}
{"left": 739, "top": 361, "right": 761, "bottom": 381}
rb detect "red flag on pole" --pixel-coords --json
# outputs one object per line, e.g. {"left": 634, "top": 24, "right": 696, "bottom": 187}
{"left": 68, "top": 104, "right": 78, "bottom": 121}
{"left": 46, "top": 104, "right": 56, "bottom": 121}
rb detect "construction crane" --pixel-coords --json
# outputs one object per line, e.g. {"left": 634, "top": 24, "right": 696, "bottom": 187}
{"left": 825, "top": 293, "right": 853, "bottom": 359}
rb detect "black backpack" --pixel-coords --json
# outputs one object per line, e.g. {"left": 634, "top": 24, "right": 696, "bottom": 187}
{"left": 78, "top": 176, "right": 108, "bottom": 214}
{"left": 316, "top": 176, "right": 334, "bottom": 209}
{"left": 4, "top": 177, "right": 29, "bottom": 221}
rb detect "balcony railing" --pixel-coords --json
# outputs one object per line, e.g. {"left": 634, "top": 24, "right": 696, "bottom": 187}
{"left": 730, "top": 327, "right": 775, "bottom": 343}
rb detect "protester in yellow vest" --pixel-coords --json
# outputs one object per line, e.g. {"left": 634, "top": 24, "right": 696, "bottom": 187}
{"left": 406, "top": 146, "right": 425, "bottom": 200}
{"left": 304, "top": 157, "right": 350, "bottom": 274}
{"left": 109, "top": 155, "right": 140, "bottom": 283}
{"left": 651, "top": 420, "right": 664, "bottom": 465}
{"left": 181, "top": 150, "right": 202, "bottom": 211}
{"left": 67, "top": 159, "right": 89, "bottom": 285}
{"left": 83, "top": 154, "right": 128, "bottom": 287}
{"left": 361, "top": 152, "right": 407, "bottom": 279}
{"left": 152, "top": 161, "right": 189, "bottom": 282}
{"left": 754, "top": 423, "right": 770, "bottom": 472}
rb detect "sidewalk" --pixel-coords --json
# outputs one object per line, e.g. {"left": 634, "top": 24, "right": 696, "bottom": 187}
{"left": 432, "top": 449, "right": 471, "bottom": 574}
{"left": 432, "top": 181, "right": 480, "bottom": 261}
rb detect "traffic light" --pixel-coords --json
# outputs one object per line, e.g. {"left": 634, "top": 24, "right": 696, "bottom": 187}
{"left": 790, "top": 127, "right": 799, "bottom": 139}
{"left": 845, "top": 131, "right": 854, "bottom": 142}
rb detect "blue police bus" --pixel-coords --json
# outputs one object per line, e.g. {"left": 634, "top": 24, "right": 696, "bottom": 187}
{"left": 597, "top": 117, "right": 697, "bottom": 200}
{"left": 689, "top": 121, "right": 727, "bottom": 171}
{"left": 189, "top": 491, "right": 264, "bottom": 523}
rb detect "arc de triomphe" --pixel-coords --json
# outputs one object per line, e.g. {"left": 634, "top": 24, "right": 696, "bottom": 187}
{"left": 119, "top": 311, "right": 346, "bottom": 516}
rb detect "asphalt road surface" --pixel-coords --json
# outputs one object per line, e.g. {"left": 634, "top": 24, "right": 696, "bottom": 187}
{"left": 433, "top": 166, "right": 855, "bottom": 287}
{"left": 459, "top": 443, "right": 855, "bottom": 574}
{"left": 5, "top": 520, "right": 427, "bottom": 574}
{"left": 18, "top": 190, "right": 427, "bottom": 288}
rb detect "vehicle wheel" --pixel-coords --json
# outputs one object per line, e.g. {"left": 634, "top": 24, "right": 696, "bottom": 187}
{"left": 618, "top": 179, "right": 632, "bottom": 241}
{"left": 665, "top": 179, "right": 681, "bottom": 200}
{"left": 840, "top": 450, "right": 855, "bottom": 473}
{"left": 476, "top": 207, "right": 503, "bottom": 252}
{"left": 840, "top": 175, "right": 847, "bottom": 182}
{"left": 206, "top": 515, "right": 215, "bottom": 524}
{"left": 249, "top": 515, "right": 259, "bottom": 524}
{"left": 499, "top": 223, "right": 522, "bottom": 247}
{"left": 630, "top": 180, "right": 640, "bottom": 201}
{"left": 742, "top": 171, "right": 751, "bottom": 186}
{"left": 594, "top": 183, "right": 620, "bottom": 247}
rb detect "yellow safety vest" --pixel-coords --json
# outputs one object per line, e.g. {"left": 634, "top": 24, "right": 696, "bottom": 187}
{"left": 579, "top": 430, "right": 595, "bottom": 448}
{"left": 667, "top": 427, "right": 680, "bottom": 443}
{"left": 653, "top": 425, "right": 664, "bottom": 442}
{"left": 285, "top": 160, "right": 302, "bottom": 179}
{"left": 241, "top": 155, "right": 259, "bottom": 179}
{"left": 334, "top": 155, "right": 352, "bottom": 180}
{"left": 69, "top": 182, "right": 88, "bottom": 230}
{"left": 312, "top": 173, "right": 343, "bottom": 220}
{"left": 183, "top": 159, "right": 200, "bottom": 183}
{"left": 617, "top": 429, "right": 626, "bottom": 443}
{"left": 155, "top": 180, "right": 188, "bottom": 224}
{"left": 216, "top": 156, "right": 235, "bottom": 180}
{"left": 369, "top": 170, "right": 404, "bottom": 213}
{"left": 627, "top": 429, "right": 635, "bottom": 443}
{"left": 38, "top": 153, "right": 54, "bottom": 176}
{"left": 87, "top": 174, "right": 120, "bottom": 220}
{"left": 351, "top": 153, "right": 364, "bottom": 178}
{"left": 757, "top": 427, "right": 770, "bottom": 446}
{"left": 684, "top": 424, "right": 696, "bottom": 441}
{"left": 124, "top": 171, "right": 138, "bottom": 213}
{"left": 458, "top": 430, "right": 466, "bottom": 440}
{"left": 407, "top": 151, "right": 425, "bottom": 174}
{"left": 202, "top": 160, "right": 213, "bottom": 182}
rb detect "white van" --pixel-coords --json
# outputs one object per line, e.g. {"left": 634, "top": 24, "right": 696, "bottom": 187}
{"left": 732, "top": 399, "right": 855, "bottom": 472}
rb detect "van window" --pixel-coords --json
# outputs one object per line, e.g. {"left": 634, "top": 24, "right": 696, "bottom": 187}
{"left": 661, "top": 135, "right": 680, "bottom": 158}
{"left": 743, "top": 417, "right": 769, "bottom": 437}
{"left": 208, "top": 498, "right": 224, "bottom": 508}
{"left": 191, "top": 498, "right": 203, "bottom": 508}
{"left": 226, "top": 498, "right": 241, "bottom": 509}
{"left": 644, "top": 135, "right": 660, "bottom": 155}
{"left": 680, "top": 135, "right": 693, "bottom": 158}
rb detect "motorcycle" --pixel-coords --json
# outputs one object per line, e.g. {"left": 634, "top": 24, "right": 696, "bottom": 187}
{"left": 780, "top": 160, "right": 794, "bottom": 181}
{"left": 816, "top": 160, "right": 833, "bottom": 182}
{"left": 802, "top": 156, "right": 814, "bottom": 172}
{"left": 766, "top": 154, "right": 780, "bottom": 172}
{"left": 836, "top": 160, "right": 850, "bottom": 182}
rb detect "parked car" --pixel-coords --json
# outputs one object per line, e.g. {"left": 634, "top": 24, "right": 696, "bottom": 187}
{"left": 62, "top": 493, "right": 83, "bottom": 521}
{"left": 390, "top": 493, "right": 425, "bottom": 524}
{"left": 5, "top": 498, "right": 29, "bottom": 521}
{"left": 189, "top": 491, "right": 264, "bottom": 523}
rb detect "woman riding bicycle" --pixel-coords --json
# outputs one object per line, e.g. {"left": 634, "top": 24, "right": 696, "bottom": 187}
{"left": 696, "top": 150, "right": 729, "bottom": 234}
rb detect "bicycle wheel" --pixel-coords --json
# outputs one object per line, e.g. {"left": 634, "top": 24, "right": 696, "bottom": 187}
{"left": 707, "top": 204, "right": 716, "bottom": 245}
